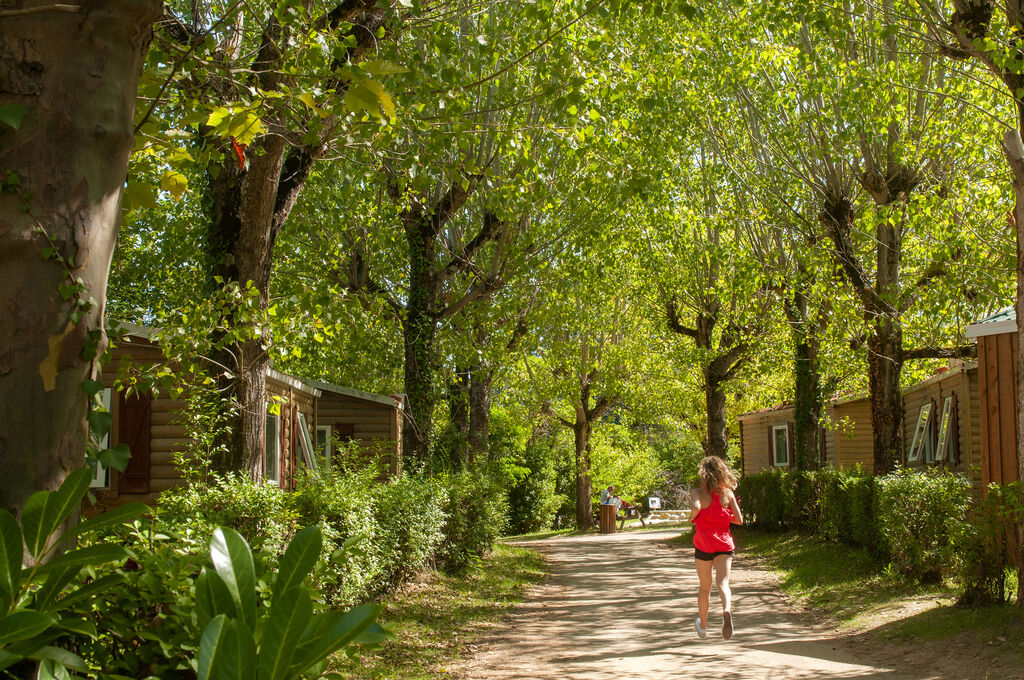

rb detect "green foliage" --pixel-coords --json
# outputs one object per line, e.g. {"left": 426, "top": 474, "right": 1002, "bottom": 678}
{"left": 589, "top": 424, "right": 661, "bottom": 508}
{"left": 504, "top": 437, "right": 564, "bottom": 536}
{"left": 0, "top": 468, "right": 147, "bottom": 678}
{"left": 437, "top": 471, "right": 508, "bottom": 573}
{"left": 160, "top": 473, "right": 297, "bottom": 554}
{"left": 876, "top": 469, "right": 971, "bottom": 584}
{"left": 741, "top": 466, "right": 970, "bottom": 585}
{"left": 195, "top": 526, "right": 384, "bottom": 680}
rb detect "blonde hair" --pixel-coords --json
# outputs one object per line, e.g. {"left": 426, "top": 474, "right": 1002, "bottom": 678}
{"left": 698, "top": 455, "right": 738, "bottom": 492}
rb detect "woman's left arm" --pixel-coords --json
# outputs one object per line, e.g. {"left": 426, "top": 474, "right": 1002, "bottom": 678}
{"left": 726, "top": 490, "right": 744, "bottom": 525}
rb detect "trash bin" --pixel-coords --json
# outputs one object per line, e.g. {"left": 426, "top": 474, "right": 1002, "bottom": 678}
{"left": 599, "top": 504, "right": 616, "bottom": 534}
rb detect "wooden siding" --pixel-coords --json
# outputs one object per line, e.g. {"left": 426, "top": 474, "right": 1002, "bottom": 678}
{"left": 88, "top": 337, "right": 323, "bottom": 515}
{"left": 315, "top": 391, "right": 402, "bottom": 477}
{"left": 737, "top": 407, "right": 794, "bottom": 476}
{"left": 833, "top": 398, "right": 873, "bottom": 471}
{"left": 900, "top": 365, "right": 983, "bottom": 494}
{"left": 978, "top": 332, "right": 1019, "bottom": 485}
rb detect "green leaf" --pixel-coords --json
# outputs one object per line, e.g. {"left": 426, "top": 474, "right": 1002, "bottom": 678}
{"left": 196, "top": 567, "right": 237, "bottom": 629}
{"left": 363, "top": 80, "right": 396, "bottom": 120}
{"left": 198, "top": 615, "right": 256, "bottom": 680}
{"left": 37, "top": 658, "right": 71, "bottom": 680}
{"left": 32, "top": 565, "right": 79, "bottom": 610}
{"left": 56, "top": 574, "right": 125, "bottom": 609}
{"left": 0, "top": 510, "right": 23, "bottom": 607}
{"left": 209, "top": 528, "right": 256, "bottom": 631}
{"left": 123, "top": 182, "right": 158, "bottom": 212}
{"left": 359, "top": 60, "right": 408, "bottom": 76}
{"left": 22, "top": 469, "right": 92, "bottom": 561}
{"left": 28, "top": 646, "right": 88, "bottom": 673}
{"left": 32, "top": 544, "right": 127, "bottom": 578}
{"left": 86, "top": 410, "right": 112, "bottom": 441}
{"left": 53, "top": 618, "right": 97, "bottom": 639}
{"left": 97, "top": 444, "right": 133, "bottom": 474}
{"left": 0, "top": 103, "right": 26, "bottom": 130}
{"left": 273, "top": 526, "right": 321, "bottom": 599}
{"left": 0, "top": 611, "right": 57, "bottom": 646}
{"left": 289, "top": 604, "right": 381, "bottom": 675}
{"left": 67, "top": 501, "right": 146, "bottom": 541}
{"left": 257, "top": 588, "right": 312, "bottom": 680}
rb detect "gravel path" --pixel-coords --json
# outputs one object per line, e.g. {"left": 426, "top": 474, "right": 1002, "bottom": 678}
{"left": 452, "top": 529, "right": 973, "bottom": 679}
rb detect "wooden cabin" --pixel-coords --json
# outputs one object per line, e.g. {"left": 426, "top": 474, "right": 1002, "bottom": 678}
{"left": 302, "top": 380, "right": 403, "bottom": 477}
{"left": 738, "top": 360, "right": 982, "bottom": 491}
{"left": 87, "top": 325, "right": 402, "bottom": 513}
{"left": 965, "top": 307, "right": 1019, "bottom": 486}
{"left": 899, "top": 361, "right": 982, "bottom": 493}
{"left": 737, "top": 403, "right": 836, "bottom": 476}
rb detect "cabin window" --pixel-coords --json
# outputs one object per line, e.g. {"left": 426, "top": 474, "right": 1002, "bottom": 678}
{"left": 935, "top": 396, "right": 954, "bottom": 462}
{"left": 316, "top": 425, "right": 332, "bottom": 462}
{"left": 296, "top": 412, "right": 316, "bottom": 470}
{"left": 907, "top": 403, "right": 932, "bottom": 463}
{"left": 90, "top": 388, "right": 113, "bottom": 488}
{"left": 264, "top": 406, "right": 281, "bottom": 484}
{"left": 772, "top": 425, "right": 789, "bottom": 467}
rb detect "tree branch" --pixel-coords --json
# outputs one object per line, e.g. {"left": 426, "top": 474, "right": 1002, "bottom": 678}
{"left": 666, "top": 296, "right": 698, "bottom": 338}
{"left": 441, "top": 211, "right": 503, "bottom": 277}
{"left": 902, "top": 344, "right": 977, "bottom": 361}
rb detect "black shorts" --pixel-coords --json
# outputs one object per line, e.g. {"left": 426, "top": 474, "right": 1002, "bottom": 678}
{"left": 694, "top": 547, "right": 734, "bottom": 561}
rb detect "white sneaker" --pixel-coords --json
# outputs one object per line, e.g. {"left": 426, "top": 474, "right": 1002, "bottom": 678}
{"left": 694, "top": 617, "right": 707, "bottom": 639}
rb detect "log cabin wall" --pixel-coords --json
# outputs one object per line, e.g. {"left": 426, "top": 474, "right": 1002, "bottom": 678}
{"left": 976, "top": 331, "right": 1019, "bottom": 485}
{"left": 88, "top": 333, "right": 322, "bottom": 516}
{"left": 737, "top": 406, "right": 795, "bottom": 476}
{"left": 307, "top": 381, "right": 403, "bottom": 478}
{"left": 832, "top": 396, "right": 873, "bottom": 471}
{"left": 900, "top": 363, "right": 982, "bottom": 495}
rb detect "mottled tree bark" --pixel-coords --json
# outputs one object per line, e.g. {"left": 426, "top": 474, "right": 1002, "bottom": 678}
{"left": 573, "top": 414, "right": 592, "bottom": 530}
{"left": 0, "top": 0, "right": 160, "bottom": 519}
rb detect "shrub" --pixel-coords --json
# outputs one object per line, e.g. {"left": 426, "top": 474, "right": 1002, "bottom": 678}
{"left": 876, "top": 469, "right": 970, "bottom": 583}
{"left": 957, "top": 488, "right": 1008, "bottom": 605}
{"left": 737, "top": 467, "right": 790, "bottom": 530}
{"left": 437, "top": 471, "right": 507, "bottom": 573}
{"left": 372, "top": 474, "right": 448, "bottom": 589}
{"left": 159, "top": 471, "right": 297, "bottom": 554}
{"left": 505, "top": 438, "right": 563, "bottom": 535}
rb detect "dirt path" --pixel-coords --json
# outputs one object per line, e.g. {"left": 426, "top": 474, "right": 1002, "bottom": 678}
{"left": 452, "top": 529, "right": 1002, "bottom": 680}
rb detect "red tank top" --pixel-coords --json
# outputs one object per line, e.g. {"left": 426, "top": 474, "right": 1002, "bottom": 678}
{"left": 693, "top": 492, "right": 735, "bottom": 552}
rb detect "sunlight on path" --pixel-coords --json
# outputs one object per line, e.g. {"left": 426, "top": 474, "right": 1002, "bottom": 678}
{"left": 454, "top": 530, "right": 947, "bottom": 680}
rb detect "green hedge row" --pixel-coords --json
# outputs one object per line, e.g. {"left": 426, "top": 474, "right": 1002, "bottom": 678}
{"left": 738, "top": 467, "right": 970, "bottom": 584}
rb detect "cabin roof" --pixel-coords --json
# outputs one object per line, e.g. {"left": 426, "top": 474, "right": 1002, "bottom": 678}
{"left": 965, "top": 307, "right": 1017, "bottom": 338}
{"left": 737, "top": 402, "right": 793, "bottom": 419}
{"left": 302, "top": 379, "right": 402, "bottom": 408}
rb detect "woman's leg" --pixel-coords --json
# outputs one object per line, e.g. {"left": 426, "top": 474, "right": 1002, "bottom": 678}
{"left": 695, "top": 557, "right": 713, "bottom": 628}
{"left": 712, "top": 554, "right": 733, "bottom": 613}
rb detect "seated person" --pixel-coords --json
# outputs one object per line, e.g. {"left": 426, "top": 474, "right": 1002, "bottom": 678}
{"left": 600, "top": 485, "right": 622, "bottom": 510}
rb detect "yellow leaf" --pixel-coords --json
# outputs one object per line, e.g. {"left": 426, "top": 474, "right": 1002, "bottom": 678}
{"left": 363, "top": 80, "right": 396, "bottom": 120}
{"left": 298, "top": 92, "right": 329, "bottom": 118}
{"left": 160, "top": 171, "right": 188, "bottom": 201}
{"left": 39, "top": 321, "right": 74, "bottom": 391}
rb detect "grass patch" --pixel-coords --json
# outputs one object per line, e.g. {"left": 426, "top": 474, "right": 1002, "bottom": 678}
{"left": 503, "top": 527, "right": 576, "bottom": 541}
{"left": 335, "top": 543, "right": 547, "bottom": 679}
{"left": 736, "top": 527, "right": 949, "bottom": 625}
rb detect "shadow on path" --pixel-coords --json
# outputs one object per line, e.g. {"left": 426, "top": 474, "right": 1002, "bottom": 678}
{"left": 453, "top": 530, "right": 961, "bottom": 679}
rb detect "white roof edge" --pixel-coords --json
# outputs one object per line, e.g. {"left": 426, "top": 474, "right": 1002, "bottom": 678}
{"left": 267, "top": 368, "right": 321, "bottom": 397}
{"left": 304, "top": 379, "right": 400, "bottom": 407}
{"left": 965, "top": 318, "right": 1018, "bottom": 338}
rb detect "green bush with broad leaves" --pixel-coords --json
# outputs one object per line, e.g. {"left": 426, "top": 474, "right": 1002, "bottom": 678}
{"left": 195, "top": 525, "right": 383, "bottom": 680}
{"left": 0, "top": 468, "right": 147, "bottom": 678}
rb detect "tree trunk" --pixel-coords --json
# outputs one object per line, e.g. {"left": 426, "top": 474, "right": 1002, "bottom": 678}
{"left": 0, "top": 0, "right": 160, "bottom": 520}
{"left": 468, "top": 361, "right": 492, "bottom": 461}
{"left": 573, "top": 412, "right": 593, "bottom": 530}
{"left": 868, "top": 319, "right": 904, "bottom": 474}
{"left": 793, "top": 338, "right": 822, "bottom": 470}
{"left": 1002, "top": 128, "right": 1024, "bottom": 485}
{"left": 205, "top": 134, "right": 288, "bottom": 475}
{"left": 703, "top": 366, "right": 729, "bottom": 458}
{"left": 402, "top": 218, "right": 440, "bottom": 466}
{"left": 446, "top": 370, "right": 469, "bottom": 470}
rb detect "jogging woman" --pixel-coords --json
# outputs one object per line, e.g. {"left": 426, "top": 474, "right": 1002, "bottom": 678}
{"left": 690, "top": 455, "right": 744, "bottom": 640}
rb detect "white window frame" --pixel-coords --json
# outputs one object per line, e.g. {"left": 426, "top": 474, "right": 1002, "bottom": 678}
{"left": 772, "top": 425, "right": 790, "bottom": 467}
{"left": 907, "top": 403, "right": 932, "bottom": 463}
{"left": 264, "top": 405, "right": 281, "bottom": 484}
{"left": 296, "top": 412, "right": 317, "bottom": 470}
{"left": 935, "top": 396, "right": 953, "bottom": 462}
{"left": 90, "top": 388, "right": 113, "bottom": 489}
{"left": 316, "top": 425, "right": 332, "bottom": 463}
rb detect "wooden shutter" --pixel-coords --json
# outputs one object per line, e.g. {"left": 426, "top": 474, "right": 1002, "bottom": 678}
{"left": 787, "top": 421, "right": 795, "bottom": 468}
{"left": 279, "top": 407, "right": 288, "bottom": 489}
{"left": 767, "top": 426, "right": 774, "bottom": 466}
{"left": 950, "top": 392, "right": 960, "bottom": 465}
{"left": 117, "top": 392, "right": 151, "bottom": 494}
{"left": 819, "top": 426, "right": 827, "bottom": 467}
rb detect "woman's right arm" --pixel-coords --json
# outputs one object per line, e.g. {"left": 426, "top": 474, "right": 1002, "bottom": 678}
{"left": 727, "top": 490, "right": 744, "bottom": 525}
{"left": 689, "top": 489, "right": 702, "bottom": 522}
